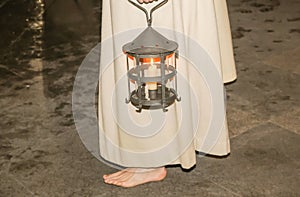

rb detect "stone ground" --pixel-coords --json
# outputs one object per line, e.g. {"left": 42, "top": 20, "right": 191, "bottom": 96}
{"left": 0, "top": 0, "right": 299, "bottom": 196}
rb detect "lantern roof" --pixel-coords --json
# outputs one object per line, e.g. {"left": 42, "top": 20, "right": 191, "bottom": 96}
{"left": 123, "top": 27, "right": 178, "bottom": 56}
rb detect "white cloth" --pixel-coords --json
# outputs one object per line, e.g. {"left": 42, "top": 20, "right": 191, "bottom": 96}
{"left": 99, "top": 0, "right": 237, "bottom": 169}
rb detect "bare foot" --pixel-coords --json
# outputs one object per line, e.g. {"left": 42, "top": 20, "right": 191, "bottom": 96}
{"left": 103, "top": 167, "right": 167, "bottom": 188}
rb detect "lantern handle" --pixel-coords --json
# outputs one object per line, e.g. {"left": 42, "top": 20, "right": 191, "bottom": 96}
{"left": 128, "top": 0, "right": 168, "bottom": 27}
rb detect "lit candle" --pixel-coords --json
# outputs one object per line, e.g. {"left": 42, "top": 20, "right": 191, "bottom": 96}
{"left": 147, "top": 58, "right": 158, "bottom": 90}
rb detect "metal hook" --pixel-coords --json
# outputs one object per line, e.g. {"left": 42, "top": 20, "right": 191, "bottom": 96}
{"left": 128, "top": 0, "right": 168, "bottom": 26}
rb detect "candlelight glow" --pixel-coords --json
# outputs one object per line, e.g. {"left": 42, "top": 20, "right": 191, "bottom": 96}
{"left": 147, "top": 58, "right": 158, "bottom": 91}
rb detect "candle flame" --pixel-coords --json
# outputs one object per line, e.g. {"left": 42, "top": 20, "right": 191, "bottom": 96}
{"left": 150, "top": 58, "right": 154, "bottom": 65}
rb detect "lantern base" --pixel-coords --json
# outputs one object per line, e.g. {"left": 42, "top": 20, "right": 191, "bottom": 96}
{"left": 129, "top": 85, "right": 178, "bottom": 111}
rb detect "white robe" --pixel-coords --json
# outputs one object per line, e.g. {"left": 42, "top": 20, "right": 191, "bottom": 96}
{"left": 99, "top": 0, "right": 237, "bottom": 169}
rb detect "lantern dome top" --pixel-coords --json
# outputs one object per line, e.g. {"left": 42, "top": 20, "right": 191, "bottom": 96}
{"left": 123, "top": 27, "right": 178, "bottom": 56}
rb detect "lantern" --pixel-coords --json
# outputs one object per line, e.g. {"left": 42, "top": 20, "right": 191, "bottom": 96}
{"left": 123, "top": 0, "right": 180, "bottom": 112}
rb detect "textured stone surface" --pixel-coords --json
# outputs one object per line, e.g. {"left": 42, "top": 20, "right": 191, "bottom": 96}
{"left": 198, "top": 123, "right": 300, "bottom": 196}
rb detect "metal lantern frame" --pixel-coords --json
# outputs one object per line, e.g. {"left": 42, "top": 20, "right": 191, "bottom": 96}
{"left": 123, "top": 0, "right": 181, "bottom": 112}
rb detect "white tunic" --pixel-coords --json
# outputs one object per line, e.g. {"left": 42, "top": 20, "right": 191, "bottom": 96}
{"left": 98, "top": 0, "right": 237, "bottom": 169}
